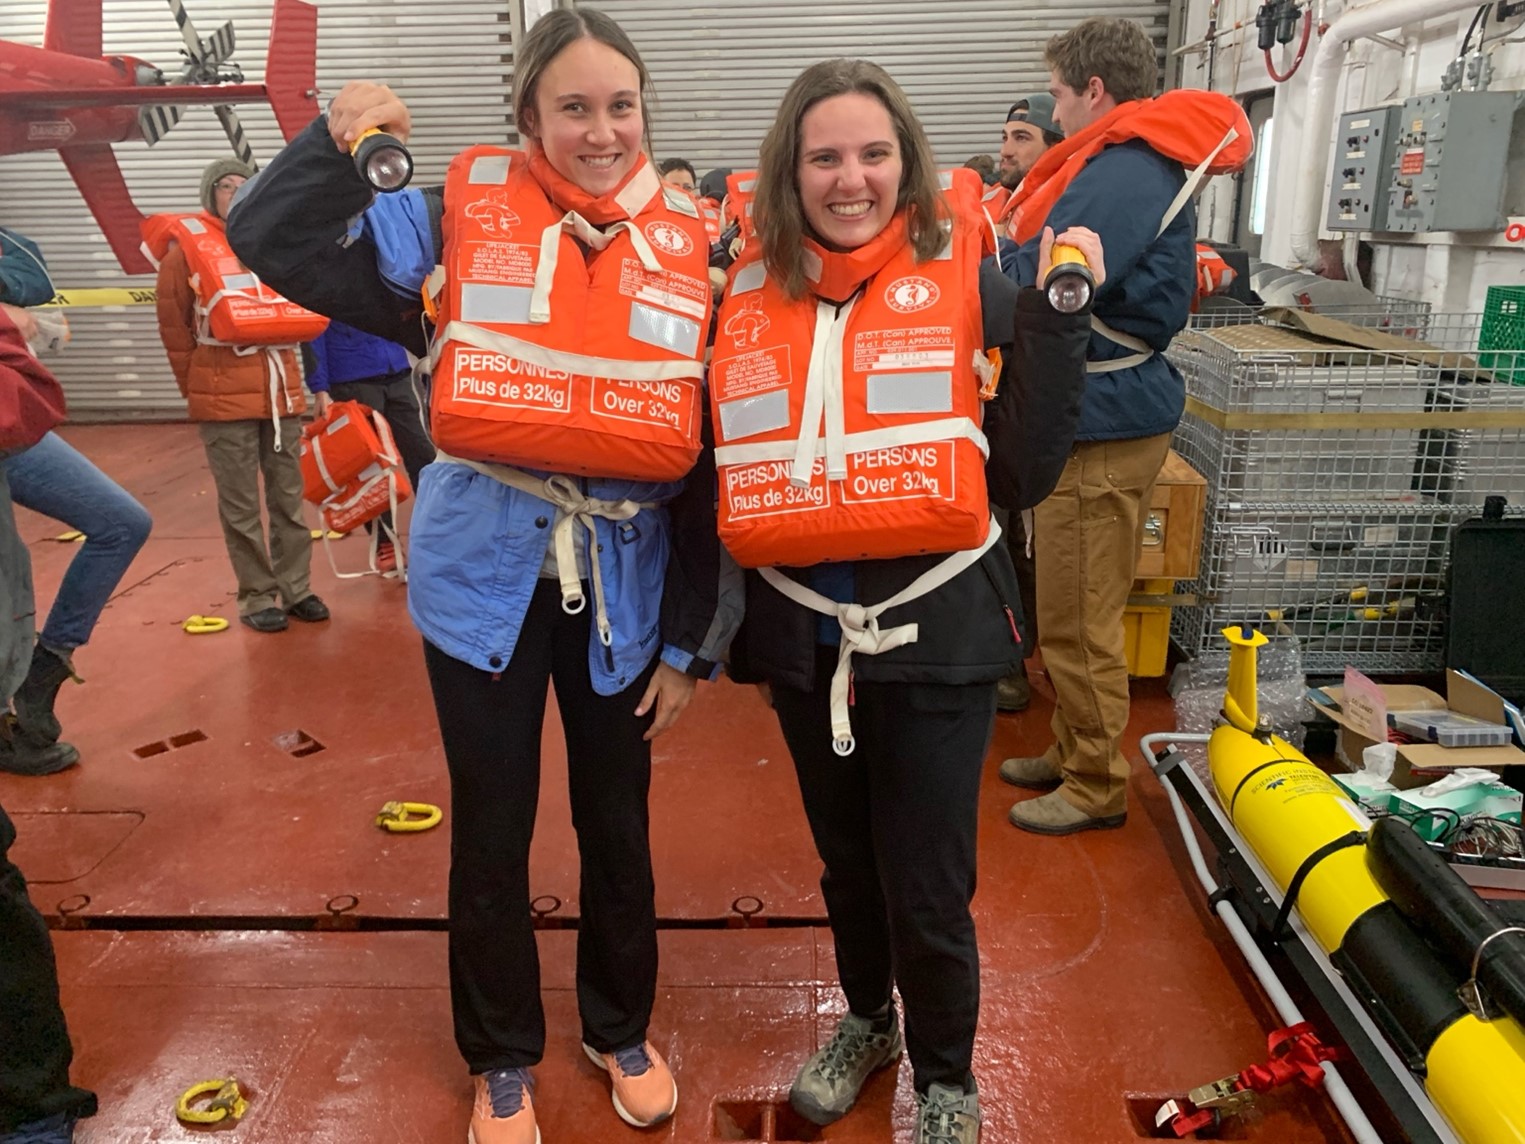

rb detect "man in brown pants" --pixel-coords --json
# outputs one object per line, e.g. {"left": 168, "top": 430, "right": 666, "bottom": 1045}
{"left": 997, "top": 19, "right": 1201, "bottom": 834}
{"left": 154, "top": 159, "right": 329, "bottom": 633}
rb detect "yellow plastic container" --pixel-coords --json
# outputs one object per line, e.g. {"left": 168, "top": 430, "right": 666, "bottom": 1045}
{"left": 1125, "top": 579, "right": 1173, "bottom": 677}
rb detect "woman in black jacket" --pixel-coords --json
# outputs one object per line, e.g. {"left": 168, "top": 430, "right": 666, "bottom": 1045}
{"left": 713, "top": 59, "right": 1099, "bottom": 1144}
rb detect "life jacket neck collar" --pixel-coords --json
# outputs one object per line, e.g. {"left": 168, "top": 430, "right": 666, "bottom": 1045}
{"left": 525, "top": 146, "right": 661, "bottom": 225}
{"left": 803, "top": 212, "right": 909, "bottom": 303}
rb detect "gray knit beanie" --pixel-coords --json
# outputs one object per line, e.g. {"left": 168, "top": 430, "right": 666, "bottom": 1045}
{"left": 200, "top": 158, "right": 254, "bottom": 217}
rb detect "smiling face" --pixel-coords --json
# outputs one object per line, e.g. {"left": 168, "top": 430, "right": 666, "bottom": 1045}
{"left": 529, "top": 36, "right": 644, "bottom": 197}
{"left": 795, "top": 92, "right": 903, "bottom": 252}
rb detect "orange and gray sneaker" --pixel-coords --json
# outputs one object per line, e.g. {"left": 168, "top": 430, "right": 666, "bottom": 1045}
{"left": 582, "top": 1040, "right": 678, "bottom": 1128}
{"left": 468, "top": 1067, "right": 539, "bottom": 1144}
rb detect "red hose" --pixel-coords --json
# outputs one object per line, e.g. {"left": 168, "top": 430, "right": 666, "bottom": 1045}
{"left": 1265, "top": 7, "right": 1312, "bottom": 82}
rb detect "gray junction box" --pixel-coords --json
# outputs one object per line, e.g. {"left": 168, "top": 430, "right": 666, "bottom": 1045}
{"left": 1326, "top": 105, "right": 1400, "bottom": 232}
{"left": 1385, "top": 91, "right": 1522, "bottom": 233}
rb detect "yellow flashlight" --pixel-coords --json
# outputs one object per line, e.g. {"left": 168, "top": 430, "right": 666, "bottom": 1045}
{"left": 1043, "top": 243, "right": 1094, "bottom": 314}
{"left": 351, "top": 127, "right": 413, "bottom": 192}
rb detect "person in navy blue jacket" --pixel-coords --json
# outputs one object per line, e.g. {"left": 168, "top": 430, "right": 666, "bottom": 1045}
{"left": 998, "top": 17, "right": 1198, "bottom": 837}
{"left": 227, "top": 10, "right": 738, "bottom": 1141}
{"left": 303, "top": 318, "right": 433, "bottom": 570}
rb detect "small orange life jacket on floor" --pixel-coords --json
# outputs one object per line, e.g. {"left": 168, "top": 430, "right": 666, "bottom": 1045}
{"left": 425, "top": 147, "right": 713, "bottom": 482}
{"left": 300, "top": 399, "right": 413, "bottom": 577}
{"left": 709, "top": 168, "right": 995, "bottom": 570}
{"left": 141, "top": 212, "right": 329, "bottom": 346}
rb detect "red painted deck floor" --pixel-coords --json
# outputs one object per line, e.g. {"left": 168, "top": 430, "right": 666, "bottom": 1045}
{"left": 3, "top": 426, "right": 1352, "bottom": 1143}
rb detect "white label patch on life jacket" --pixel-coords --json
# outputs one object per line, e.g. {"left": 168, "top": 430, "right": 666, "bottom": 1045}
{"left": 629, "top": 301, "right": 701, "bottom": 358}
{"left": 718, "top": 386, "right": 791, "bottom": 442}
{"left": 852, "top": 328, "right": 956, "bottom": 372}
{"left": 460, "top": 282, "right": 534, "bottom": 325}
{"left": 865, "top": 371, "right": 954, "bottom": 415}
{"left": 618, "top": 258, "right": 709, "bottom": 321}
{"left": 468, "top": 154, "right": 511, "bottom": 184}
{"left": 591, "top": 377, "right": 695, "bottom": 436}
{"left": 731, "top": 262, "right": 767, "bottom": 296}
{"left": 448, "top": 346, "right": 571, "bottom": 410}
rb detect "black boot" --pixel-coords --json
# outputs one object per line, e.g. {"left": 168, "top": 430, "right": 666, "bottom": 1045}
{"left": 12, "top": 643, "right": 74, "bottom": 745}
{"left": 0, "top": 716, "right": 80, "bottom": 776}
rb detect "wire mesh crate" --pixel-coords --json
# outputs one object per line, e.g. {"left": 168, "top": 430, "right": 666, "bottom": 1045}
{"left": 1167, "top": 307, "right": 1525, "bottom": 672}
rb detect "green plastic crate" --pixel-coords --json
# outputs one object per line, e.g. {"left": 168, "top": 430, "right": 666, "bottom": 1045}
{"left": 1479, "top": 284, "right": 1525, "bottom": 384}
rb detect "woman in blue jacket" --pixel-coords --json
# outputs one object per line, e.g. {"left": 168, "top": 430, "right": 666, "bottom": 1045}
{"left": 227, "top": 10, "right": 738, "bottom": 1142}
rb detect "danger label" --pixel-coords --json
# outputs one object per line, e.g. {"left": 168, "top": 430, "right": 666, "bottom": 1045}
{"left": 1399, "top": 148, "right": 1426, "bottom": 176}
{"left": 619, "top": 258, "right": 708, "bottom": 320}
{"left": 840, "top": 442, "right": 956, "bottom": 504}
{"left": 714, "top": 345, "right": 790, "bottom": 401}
{"left": 723, "top": 457, "right": 831, "bottom": 520}
{"left": 447, "top": 347, "right": 571, "bottom": 412}
{"left": 853, "top": 326, "right": 955, "bottom": 373}
{"left": 462, "top": 241, "right": 536, "bottom": 286}
{"left": 591, "top": 376, "right": 695, "bottom": 435}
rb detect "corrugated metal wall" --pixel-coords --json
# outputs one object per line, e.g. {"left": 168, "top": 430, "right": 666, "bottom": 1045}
{"left": 0, "top": 0, "right": 517, "bottom": 419}
{"left": 4, "top": 0, "right": 1171, "bottom": 420}
{"left": 591, "top": 0, "right": 1172, "bottom": 173}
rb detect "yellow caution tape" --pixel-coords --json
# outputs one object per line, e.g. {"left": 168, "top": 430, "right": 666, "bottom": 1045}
{"left": 175, "top": 1077, "right": 248, "bottom": 1125}
{"left": 375, "top": 801, "right": 442, "bottom": 833}
{"left": 38, "top": 287, "right": 157, "bottom": 308}
{"left": 54, "top": 530, "right": 86, "bottom": 543}
{"left": 182, "top": 615, "right": 230, "bottom": 634}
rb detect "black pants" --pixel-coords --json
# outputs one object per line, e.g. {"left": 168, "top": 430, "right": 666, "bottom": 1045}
{"left": 329, "top": 369, "right": 434, "bottom": 533}
{"left": 0, "top": 802, "right": 96, "bottom": 1132}
{"left": 423, "top": 579, "right": 659, "bottom": 1073}
{"left": 771, "top": 648, "right": 994, "bottom": 1094}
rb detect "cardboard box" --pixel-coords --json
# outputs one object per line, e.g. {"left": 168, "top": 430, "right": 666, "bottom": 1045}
{"left": 1311, "top": 669, "right": 1525, "bottom": 789}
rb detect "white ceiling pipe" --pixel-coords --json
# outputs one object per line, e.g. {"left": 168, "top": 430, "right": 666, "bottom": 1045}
{"left": 1288, "top": 0, "right": 1479, "bottom": 266}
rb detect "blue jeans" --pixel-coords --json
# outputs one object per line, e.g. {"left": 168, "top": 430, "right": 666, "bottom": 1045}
{"left": 1, "top": 433, "right": 152, "bottom": 652}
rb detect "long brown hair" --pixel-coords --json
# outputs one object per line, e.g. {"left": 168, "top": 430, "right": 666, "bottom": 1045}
{"left": 754, "top": 59, "right": 947, "bottom": 300}
{"left": 511, "top": 7, "right": 654, "bottom": 156}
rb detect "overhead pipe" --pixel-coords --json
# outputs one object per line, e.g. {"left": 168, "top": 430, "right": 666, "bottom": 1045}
{"left": 1288, "top": 0, "right": 1481, "bottom": 266}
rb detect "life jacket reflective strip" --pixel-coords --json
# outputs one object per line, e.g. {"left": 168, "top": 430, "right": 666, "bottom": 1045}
{"left": 710, "top": 167, "right": 992, "bottom": 571}
{"left": 299, "top": 399, "right": 414, "bottom": 579}
{"left": 425, "top": 146, "right": 713, "bottom": 483}
{"left": 141, "top": 211, "right": 326, "bottom": 448}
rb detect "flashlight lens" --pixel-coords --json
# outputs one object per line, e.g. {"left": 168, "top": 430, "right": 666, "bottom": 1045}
{"left": 365, "top": 147, "right": 413, "bottom": 191}
{"left": 1047, "top": 275, "right": 1091, "bottom": 314}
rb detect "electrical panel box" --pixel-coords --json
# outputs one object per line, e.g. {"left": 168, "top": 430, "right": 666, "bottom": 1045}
{"left": 1326, "top": 105, "right": 1400, "bottom": 232}
{"left": 1386, "top": 91, "right": 1522, "bottom": 233}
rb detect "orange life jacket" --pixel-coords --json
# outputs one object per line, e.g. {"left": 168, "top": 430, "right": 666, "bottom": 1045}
{"left": 1194, "top": 242, "right": 1237, "bottom": 302}
{"left": 697, "top": 196, "right": 723, "bottom": 244}
{"left": 1000, "top": 90, "right": 1253, "bottom": 246}
{"left": 425, "top": 147, "right": 713, "bottom": 482}
{"left": 709, "top": 167, "right": 995, "bottom": 571}
{"left": 299, "top": 399, "right": 414, "bottom": 578}
{"left": 141, "top": 212, "right": 330, "bottom": 346}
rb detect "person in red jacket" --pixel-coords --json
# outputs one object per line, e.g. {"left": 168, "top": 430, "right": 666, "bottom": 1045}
{"left": 154, "top": 160, "right": 329, "bottom": 633}
{"left": 0, "top": 307, "right": 98, "bottom": 1144}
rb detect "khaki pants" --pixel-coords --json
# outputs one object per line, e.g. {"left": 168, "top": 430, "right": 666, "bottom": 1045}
{"left": 199, "top": 419, "right": 312, "bottom": 615}
{"left": 1034, "top": 432, "right": 1172, "bottom": 817}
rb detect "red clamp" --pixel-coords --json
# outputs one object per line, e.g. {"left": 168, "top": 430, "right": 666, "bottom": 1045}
{"left": 1158, "top": 1024, "right": 1346, "bottom": 1138}
{"left": 1239, "top": 1022, "right": 1345, "bottom": 1093}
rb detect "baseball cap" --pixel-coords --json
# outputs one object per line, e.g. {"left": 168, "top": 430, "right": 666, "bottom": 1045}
{"left": 1006, "top": 93, "right": 1062, "bottom": 139}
